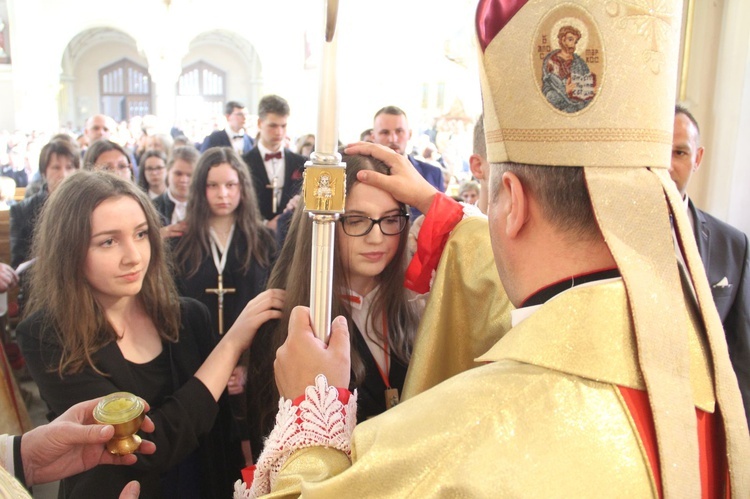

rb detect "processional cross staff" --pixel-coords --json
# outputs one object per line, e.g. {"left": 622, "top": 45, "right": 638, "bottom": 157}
{"left": 303, "top": 0, "right": 346, "bottom": 343}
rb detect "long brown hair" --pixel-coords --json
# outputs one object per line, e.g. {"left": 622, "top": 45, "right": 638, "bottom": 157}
{"left": 25, "top": 170, "right": 181, "bottom": 374}
{"left": 249, "top": 154, "right": 419, "bottom": 432}
{"left": 174, "top": 147, "right": 274, "bottom": 276}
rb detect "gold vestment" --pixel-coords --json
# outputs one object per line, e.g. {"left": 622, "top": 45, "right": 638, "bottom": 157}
{"left": 264, "top": 280, "right": 716, "bottom": 497}
{"left": 402, "top": 216, "right": 512, "bottom": 400}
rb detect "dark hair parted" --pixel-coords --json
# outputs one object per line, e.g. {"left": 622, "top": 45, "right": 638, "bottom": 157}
{"left": 173, "top": 147, "right": 274, "bottom": 276}
{"left": 26, "top": 170, "right": 180, "bottom": 375}
{"left": 225, "top": 101, "right": 245, "bottom": 116}
{"left": 83, "top": 139, "right": 131, "bottom": 170}
{"left": 39, "top": 139, "right": 80, "bottom": 176}
{"left": 136, "top": 149, "right": 167, "bottom": 192}
{"left": 249, "top": 153, "right": 420, "bottom": 432}
{"left": 257, "top": 95, "right": 290, "bottom": 119}
{"left": 492, "top": 162, "right": 599, "bottom": 241}
{"left": 83, "top": 139, "right": 133, "bottom": 181}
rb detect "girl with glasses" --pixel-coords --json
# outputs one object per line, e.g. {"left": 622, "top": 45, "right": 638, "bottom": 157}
{"left": 18, "top": 171, "right": 282, "bottom": 497}
{"left": 172, "top": 147, "right": 279, "bottom": 466}
{"left": 246, "top": 153, "right": 421, "bottom": 463}
{"left": 137, "top": 149, "right": 168, "bottom": 199}
{"left": 83, "top": 139, "right": 133, "bottom": 182}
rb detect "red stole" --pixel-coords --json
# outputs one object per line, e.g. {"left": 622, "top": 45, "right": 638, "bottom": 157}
{"left": 618, "top": 386, "right": 728, "bottom": 498}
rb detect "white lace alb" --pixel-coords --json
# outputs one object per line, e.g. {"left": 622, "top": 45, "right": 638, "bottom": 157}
{"left": 234, "top": 375, "right": 357, "bottom": 498}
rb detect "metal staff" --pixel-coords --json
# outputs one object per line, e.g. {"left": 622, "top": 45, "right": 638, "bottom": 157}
{"left": 303, "top": 0, "right": 346, "bottom": 343}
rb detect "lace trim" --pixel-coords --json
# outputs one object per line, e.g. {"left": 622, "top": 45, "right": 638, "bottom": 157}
{"left": 234, "top": 375, "right": 357, "bottom": 498}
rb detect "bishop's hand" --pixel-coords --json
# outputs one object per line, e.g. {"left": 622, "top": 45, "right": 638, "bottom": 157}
{"left": 344, "top": 141, "right": 438, "bottom": 215}
{"left": 275, "top": 307, "right": 351, "bottom": 399}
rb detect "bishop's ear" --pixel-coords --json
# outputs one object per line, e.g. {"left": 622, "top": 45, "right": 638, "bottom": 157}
{"left": 502, "top": 172, "right": 528, "bottom": 239}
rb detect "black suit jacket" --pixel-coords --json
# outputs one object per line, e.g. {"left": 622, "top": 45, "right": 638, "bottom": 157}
{"left": 18, "top": 299, "right": 242, "bottom": 498}
{"left": 689, "top": 200, "right": 750, "bottom": 427}
{"left": 153, "top": 191, "right": 176, "bottom": 226}
{"left": 200, "top": 130, "right": 254, "bottom": 154}
{"left": 10, "top": 189, "right": 47, "bottom": 268}
{"left": 242, "top": 147, "right": 305, "bottom": 221}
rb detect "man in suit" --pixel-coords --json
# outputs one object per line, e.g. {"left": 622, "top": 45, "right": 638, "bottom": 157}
{"left": 671, "top": 104, "right": 750, "bottom": 427}
{"left": 371, "top": 106, "right": 444, "bottom": 218}
{"left": 242, "top": 95, "right": 305, "bottom": 232}
{"left": 200, "top": 101, "right": 255, "bottom": 155}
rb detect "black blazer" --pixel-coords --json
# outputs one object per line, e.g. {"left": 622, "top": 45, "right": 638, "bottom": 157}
{"left": 689, "top": 200, "right": 750, "bottom": 427}
{"left": 242, "top": 147, "right": 305, "bottom": 221}
{"left": 153, "top": 191, "right": 176, "bottom": 227}
{"left": 173, "top": 230, "right": 274, "bottom": 338}
{"left": 18, "top": 298, "right": 243, "bottom": 498}
{"left": 10, "top": 189, "right": 47, "bottom": 268}
{"left": 200, "top": 130, "right": 254, "bottom": 154}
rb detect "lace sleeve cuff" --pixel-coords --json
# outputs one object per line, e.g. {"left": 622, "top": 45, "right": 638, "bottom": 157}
{"left": 235, "top": 375, "right": 357, "bottom": 498}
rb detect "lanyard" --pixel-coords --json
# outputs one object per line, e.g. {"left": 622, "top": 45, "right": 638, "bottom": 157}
{"left": 209, "top": 224, "right": 235, "bottom": 275}
{"left": 373, "top": 314, "right": 391, "bottom": 389}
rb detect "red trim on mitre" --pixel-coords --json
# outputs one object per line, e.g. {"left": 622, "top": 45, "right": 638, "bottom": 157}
{"left": 476, "top": 0, "right": 530, "bottom": 51}
{"left": 618, "top": 386, "right": 728, "bottom": 498}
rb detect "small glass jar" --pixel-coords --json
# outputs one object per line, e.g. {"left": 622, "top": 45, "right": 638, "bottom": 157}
{"left": 93, "top": 392, "right": 145, "bottom": 456}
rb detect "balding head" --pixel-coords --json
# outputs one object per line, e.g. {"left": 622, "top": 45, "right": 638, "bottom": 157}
{"left": 85, "top": 115, "right": 113, "bottom": 142}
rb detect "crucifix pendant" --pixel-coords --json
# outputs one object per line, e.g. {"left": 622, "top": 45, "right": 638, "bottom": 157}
{"left": 266, "top": 176, "right": 281, "bottom": 213}
{"left": 205, "top": 274, "right": 236, "bottom": 334}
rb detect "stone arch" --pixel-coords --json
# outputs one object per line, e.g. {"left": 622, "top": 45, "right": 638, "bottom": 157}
{"left": 59, "top": 27, "right": 147, "bottom": 130}
{"left": 178, "top": 30, "right": 262, "bottom": 142}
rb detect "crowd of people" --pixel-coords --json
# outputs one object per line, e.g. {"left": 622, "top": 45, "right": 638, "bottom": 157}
{"left": 0, "top": 0, "right": 749, "bottom": 497}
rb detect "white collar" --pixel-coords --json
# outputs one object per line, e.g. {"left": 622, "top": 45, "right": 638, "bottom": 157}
{"left": 340, "top": 286, "right": 378, "bottom": 311}
{"left": 257, "top": 141, "right": 283, "bottom": 158}
{"left": 167, "top": 188, "right": 187, "bottom": 207}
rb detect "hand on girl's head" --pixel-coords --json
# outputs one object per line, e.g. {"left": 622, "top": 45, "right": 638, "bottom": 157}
{"left": 344, "top": 142, "right": 437, "bottom": 214}
{"left": 227, "top": 288, "right": 286, "bottom": 349}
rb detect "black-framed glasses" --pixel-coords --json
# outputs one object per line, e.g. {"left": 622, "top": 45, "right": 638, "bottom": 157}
{"left": 339, "top": 213, "right": 409, "bottom": 237}
{"left": 94, "top": 162, "right": 130, "bottom": 173}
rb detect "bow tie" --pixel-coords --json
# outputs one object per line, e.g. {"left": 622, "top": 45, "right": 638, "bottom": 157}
{"left": 232, "top": 135, "right": 243, "bottom": 140}
{"left": 264, "top": 151, "right": 282, "bottom": 161}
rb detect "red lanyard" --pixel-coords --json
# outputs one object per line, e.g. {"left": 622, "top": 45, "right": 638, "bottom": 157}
{"left": 373, "top": 314, "right": 391, "bottom": 389}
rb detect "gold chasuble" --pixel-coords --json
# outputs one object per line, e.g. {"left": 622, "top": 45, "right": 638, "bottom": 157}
{"left": 262, "top": 280, "right": 714, "bottom": 497}
{"left": 402, "top": 216, "right": 512, "bottom": 400}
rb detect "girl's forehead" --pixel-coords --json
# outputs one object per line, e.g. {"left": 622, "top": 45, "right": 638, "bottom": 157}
{"left": 346, "top": 182, "right": 400, "bottom": 212}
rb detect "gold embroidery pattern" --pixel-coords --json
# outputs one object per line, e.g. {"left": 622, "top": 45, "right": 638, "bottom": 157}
{"left": 605, "top": 0, "right": 675, "bottom": 74}
{"left": 486, "top": 127, "right": 671, "bottom": 143}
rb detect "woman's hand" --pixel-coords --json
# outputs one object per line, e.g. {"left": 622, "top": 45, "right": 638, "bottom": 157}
{"left": 226, "top": 288, "right": 285, "bottom": 352}
{"left": 159, "top": 221, "right": 187, "bottom": 239}
{"left": 195, "top": 289, "right": 285, "bottom": 401}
